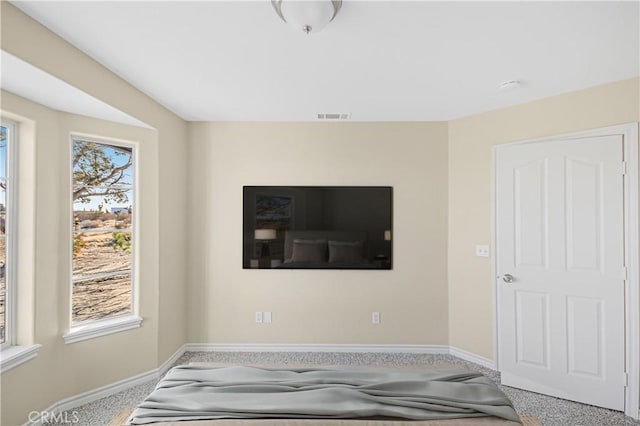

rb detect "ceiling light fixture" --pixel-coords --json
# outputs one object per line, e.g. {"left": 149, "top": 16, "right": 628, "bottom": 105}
{"left": 271, "top": 0, "right": 342, "bottom": 34}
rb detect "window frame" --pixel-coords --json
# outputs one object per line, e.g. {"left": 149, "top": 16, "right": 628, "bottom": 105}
{"left": 64, "top": 134, "right": 141, "bottom": 344}
{"left": 0, "top": 118, "right": 18, "bottom": 351}
{"left": 0, "top": 116, "right": 41, "bottom": 373}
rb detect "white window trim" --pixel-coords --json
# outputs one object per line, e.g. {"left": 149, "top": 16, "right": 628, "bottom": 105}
{"left": 68, "top": 134, "right": 140, "bottom": 343}
{"left": 1, "top": 118, "right": 17, "bottom": 351}
{"left": 0, "top": 118, "right": 41, "bottom": 372}
{"left": 0, "top": 343, "right": 41, "bottom": 373}
{"left": 63, "top": 314, "right": 142, "bottom": 344}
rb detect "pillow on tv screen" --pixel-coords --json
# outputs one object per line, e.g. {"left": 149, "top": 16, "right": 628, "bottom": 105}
{"left": 291, "top": 239, "right": 327, "bottom": 263}
{"left": 328, "top": 240, "right": 364, "bottom": 263}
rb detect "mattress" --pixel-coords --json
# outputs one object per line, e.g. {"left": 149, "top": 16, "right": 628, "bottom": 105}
{"left": 126, "top": 365, "right": 522, "bottom": 425}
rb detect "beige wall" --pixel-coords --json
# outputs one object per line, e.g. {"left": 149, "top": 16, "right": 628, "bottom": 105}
{"left": 447, "top": 77, "right": 640, "bottom": 359}
{"left": 1, "top": 4, "right": 188, "bottom": 425}
{"left": 187, "top": 122, "right": 449, "bottom": 345}
{"left": 0, "top": 91, "right": 159, "bottom": 425}
{"left": 0, "top": 2, "right": 188, "bottom": 366}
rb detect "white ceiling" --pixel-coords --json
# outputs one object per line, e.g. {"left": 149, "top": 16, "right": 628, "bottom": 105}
{"left": 8, "top": 0, "right": 640, "bottom": 122}
{"left": 1, "top": 51, "right": 151, "bottom": 128}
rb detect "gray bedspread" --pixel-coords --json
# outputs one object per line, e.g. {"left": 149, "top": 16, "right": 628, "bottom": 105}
{"left": 126, "top": 366, "right": 520, "bottom": 425}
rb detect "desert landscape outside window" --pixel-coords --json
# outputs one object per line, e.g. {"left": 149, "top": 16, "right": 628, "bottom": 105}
{"left": 0, "top": 122, "right": 11, "bottom": 345}
{"left": 72, "top": 137, "right": 134, "bottom": 323}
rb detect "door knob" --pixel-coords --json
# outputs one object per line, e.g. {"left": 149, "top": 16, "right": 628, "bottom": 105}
{"left": 502, "top": 274, "right": 514, "bottom": 283}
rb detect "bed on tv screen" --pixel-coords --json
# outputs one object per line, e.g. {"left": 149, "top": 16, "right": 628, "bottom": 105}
{"left": 243, "top": 186, "right": 392, "bottom": 270}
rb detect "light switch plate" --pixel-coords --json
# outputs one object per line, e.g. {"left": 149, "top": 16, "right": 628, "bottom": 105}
{"left": 475, "top": 245, "right": 490, "bottom": 257}
{"left": 255, "top": 311, "right": 263, "bottom": 323}
{"left": 264, "top": 311, "right": 272, "bottom": 323}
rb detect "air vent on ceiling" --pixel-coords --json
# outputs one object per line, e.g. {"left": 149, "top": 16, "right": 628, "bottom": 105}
{"left": 317, "top": 113, "right": 351, "bottom": 120}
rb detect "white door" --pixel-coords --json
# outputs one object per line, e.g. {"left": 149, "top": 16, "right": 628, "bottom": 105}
{"left": 496, "top": 135, "right": 626, "bottom": 410}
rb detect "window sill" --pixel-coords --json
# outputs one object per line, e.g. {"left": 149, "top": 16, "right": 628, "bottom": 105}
{"left": 1, "top": 344, "right": 42, "bottom": 373}
{"left": 63, "top": 315, "right": 143, "bottom": 344}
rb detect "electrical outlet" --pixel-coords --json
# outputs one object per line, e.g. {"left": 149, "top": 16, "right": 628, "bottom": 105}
{"left": 255, "top": 311, "right": 263, "bottom": 323}
{"left": 264, "top": 311, "right": 272, "bottom": 323}
{"left": 372, "top": 311, "right": 381, "bottom": 324}
{"left": 475, "top": 245, "right": 490, "bottom": 257}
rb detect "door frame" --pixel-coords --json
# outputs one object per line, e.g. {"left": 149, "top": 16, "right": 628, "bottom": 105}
{"left": 492, "top": 122, "right": 639, "bottom": 419}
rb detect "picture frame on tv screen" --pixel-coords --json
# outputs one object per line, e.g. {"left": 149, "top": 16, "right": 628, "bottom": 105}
{"left": 243, "top": 186, "right": 392, "bottom": 270}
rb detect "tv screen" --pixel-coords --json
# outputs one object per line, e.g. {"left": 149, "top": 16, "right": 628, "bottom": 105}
{"left": 243, "top": 186, "right": 392, "bottom": 270}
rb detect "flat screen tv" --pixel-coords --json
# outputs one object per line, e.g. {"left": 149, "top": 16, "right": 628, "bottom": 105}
{"left": 243, "top": 186, "right": 392, "bottom": 270}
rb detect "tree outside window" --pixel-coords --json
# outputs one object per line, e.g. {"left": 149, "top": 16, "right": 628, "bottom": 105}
{"left": 0, "top": 125, "right": 8, "bottom": 344}
{"left": 71, "top": 138, "right": 134, "bottom": 323}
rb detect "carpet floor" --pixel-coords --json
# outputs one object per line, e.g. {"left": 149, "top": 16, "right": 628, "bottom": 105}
{"left": 45, "top": 351, "right": 640, "bottom": 426}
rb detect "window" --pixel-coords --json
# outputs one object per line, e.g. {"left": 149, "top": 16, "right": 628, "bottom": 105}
{"left": 0, "top": 117, "right": 40, "bottom": 372}
{"left": 71, "top": 137, "right": 135, "bottom": 326}
{"left": 0, "top": 119, "right": 16, "bottom": 349}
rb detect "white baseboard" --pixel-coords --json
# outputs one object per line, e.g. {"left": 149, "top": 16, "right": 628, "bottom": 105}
{"left": 186, "top": 343, "right": 451, "bottom": 354}
{"left": 186, "top": 343, "right": 496, "bottom": 369}
{"left": 25, "top": 368, "right": 158, "bottom": 426}
{"left": 159, "top": 343, "right": 186, "bottom": 376}
{"left": 449, "top": 346, "right": 496, "bottom": 370}
{"left": 23, "top": 343, "right": 495, "bottom": 425}
{"left": 23, "top": 343, "right": 187, "bottom": 426}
